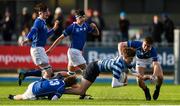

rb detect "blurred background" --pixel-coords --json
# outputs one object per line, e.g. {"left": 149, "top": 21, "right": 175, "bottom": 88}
{"left": 0, "top": 0, "right": 179, "bottom": 83}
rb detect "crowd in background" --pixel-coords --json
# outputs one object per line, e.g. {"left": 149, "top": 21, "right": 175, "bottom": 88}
{"left": 0, "top": 6, "right": 175, "bottom": 46}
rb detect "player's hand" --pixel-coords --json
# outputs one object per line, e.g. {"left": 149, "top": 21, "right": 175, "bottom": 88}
{"left": 143, "top": 75, "right": 151, "bottom": 81}
{"left": 90, "top": 23, "right": 100, "bottom": 36}
{"left": 53, "top": 20, "right": 59, "bottom": 30}
{"left": 90, "top": 23, "right": 96, "bottom": 29}
{"left": 150, "top": 75, "right": 157, "bottom": 84}
{"left": 51, "top": 95, "right": 59, "bottom": 100}
{"left": 137, "top": 74, "right": 143, "bottom": 80}
{"left": 20, "top": 40, "right": 28, "bottom": 46}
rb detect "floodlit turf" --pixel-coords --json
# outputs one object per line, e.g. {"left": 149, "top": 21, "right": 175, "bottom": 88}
{"left": 0, "top": 82, "right": 180, "bottom": 105}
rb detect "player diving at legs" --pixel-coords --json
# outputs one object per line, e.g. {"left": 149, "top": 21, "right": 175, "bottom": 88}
{"left": 65, "top": 47, "right": 143, "bottom": 99}
{"left": 20, "top": 3, "right": 59, "bottom": 80}
{"left": 9, "top": 75, "right": 77, "bottom": 100}
{"left": 46, "top": 9, "right": 99, "bottom": 76}
{"left": 118, "top": 36, "right": 163, "bottom": 101}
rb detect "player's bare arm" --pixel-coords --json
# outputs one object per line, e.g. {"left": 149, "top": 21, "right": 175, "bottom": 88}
{"left": 118, "top": 42, "right": 128, "bottom": 55}
{"left": 52, "top": 20, "right": 59, "bottom": 30}
{"left": 20, "top": 39, "right": 30, "bottom": 46}
{"left": 90, "top": 23, "right": 100, "bottom": 36}
{"left": 46, "top": 34, "right": 65, "bottom": 54}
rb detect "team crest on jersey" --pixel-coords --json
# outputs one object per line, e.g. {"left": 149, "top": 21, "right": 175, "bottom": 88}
{"left": 76, "top": 27, "right": 86, "bottom": 32}
{"left": 76, "top": 28, "right": 80, "bottom": 32}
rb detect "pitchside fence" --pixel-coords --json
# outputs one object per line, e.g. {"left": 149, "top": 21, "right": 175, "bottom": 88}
{"left": 174, "top": 29, "right": 180, "bottom": 84}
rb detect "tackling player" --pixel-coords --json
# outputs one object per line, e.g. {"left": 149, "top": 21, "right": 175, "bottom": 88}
{"left": 65, "top": 47, "right": 142, "bottom": 99}
{"left": 46, "top": 9, "right": 99, "bottom": 76}
{"left": 8, "top": 75, "right": 77, "bottom": 100}
{"left": 118, "top": 36, "right": 163, "bottom": 101}
{"left": 21, "top": 3, "right": 59, "bottom": 79}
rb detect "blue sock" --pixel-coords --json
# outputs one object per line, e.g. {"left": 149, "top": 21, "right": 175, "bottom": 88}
{"left": 24, "top": 69, "right": 42, "bottom": 77}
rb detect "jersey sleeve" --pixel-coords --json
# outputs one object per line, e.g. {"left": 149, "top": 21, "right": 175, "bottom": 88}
{"left": 127, "top": 41, "right": 142, "bottom": 49}
{"left": 47, "top": 29, "right": 55, "bottom": 37}
{"left": 55, "top": 83, "right": 65, "bottom": 98}
{"left": 151, "top": 47, "right": 158, "bottom": 61}
{"left": 26, "top": 19, "right": 41, "bottom": 40}
{"left": 63, "top": 24, "right": 73, "bottom": 37}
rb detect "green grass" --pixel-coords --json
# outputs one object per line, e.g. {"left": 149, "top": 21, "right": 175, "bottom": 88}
{"left": 0, "top": 82, "right": 180, "bottom": 105}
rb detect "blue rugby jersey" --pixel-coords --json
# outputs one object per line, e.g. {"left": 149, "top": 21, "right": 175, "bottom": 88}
{"left": 97, "top": 56, "right": 129, "bottom": 80}
{"left": 127, "top": 41, "right": 158, "bottom": 61}
{"left": 27, "top": 17, "right": 54, "bottom": 47}
{"left": 63, "top": 22, "right": 94, "bottom": 51}
{"left": 32, "top": 78, "right": 65, "bottom": 98}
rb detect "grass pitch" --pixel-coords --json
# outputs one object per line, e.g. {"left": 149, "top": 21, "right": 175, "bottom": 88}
{"left": 0, "top": 82, "right": 180, "bottom": 105}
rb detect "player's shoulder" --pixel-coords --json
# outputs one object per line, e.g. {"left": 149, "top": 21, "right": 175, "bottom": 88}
{"left": 67, "top": 22, "right": 76, "bottom": 28}
{"left": 84, "top": 21, "right": 90, "bottom": 26}
{"left": 151, "top": 46, "right": 157, "bottom": 52}
{"left": 128, "top": 40, "right": 142, "bottom": 47}
{"left": 34, "top": 18, "right": 44, "bottom": 25}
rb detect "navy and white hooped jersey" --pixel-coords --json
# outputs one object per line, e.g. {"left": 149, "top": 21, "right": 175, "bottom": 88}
{"left": 63, "top": 22, "right": 94, "bottom": 51}
{"left": 32, "top": 78, "right": 65, "bottom": 97}
{"left": 97, "top": 56, "right": 130, "bottom": 80}
{"left": 27, "top": 17, "right": 54, "bottom": 48}
{"left": 127, "top": 41, "right": 158, "bottom": 61}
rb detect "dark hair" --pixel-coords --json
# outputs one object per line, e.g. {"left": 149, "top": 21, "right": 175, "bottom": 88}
{"left": 75, "top": 9, "right": 85, "bottom": 17}
{"left": 64, "top": 76, "right": 77, "bottom": 87}
{"left": 34, "top": 3, "right": 48, "bottom": 13}
{"left": 122, "top": 47, "right": 136, "bottom": 57}
{"left": 144, "top": 36, "right": 153, "bottom": 45}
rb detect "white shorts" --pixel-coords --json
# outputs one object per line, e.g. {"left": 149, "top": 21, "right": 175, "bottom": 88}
{"left": 136, "top": 57, "right": 152, "bottom": 68}
{"left": 22, "top": 82, "right": 37, "bottom": 100}
{"left": 30, "top": 47, "right": 49, "bottom": 65}
{"left": 67, "top": 48, "right": 86, "bottom": 67}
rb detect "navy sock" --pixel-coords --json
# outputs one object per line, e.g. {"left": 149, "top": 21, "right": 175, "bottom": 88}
{"left": 25, "top": 69, "right": 42, "bottom": 77}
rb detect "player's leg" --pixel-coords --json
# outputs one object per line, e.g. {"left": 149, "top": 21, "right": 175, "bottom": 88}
{"left": 65, "top": 78, "right": 92, "bottom": 95}
{"left": 8, "top": 94, "right": 24, "bottom": 100}
{"left": 136, "top": 66, "right": 151, "bottom": 101}
{"left": 67, "top": 65, "right": 77, "bottom": 76}
{"left": 30, "top": 47, "right": 53, "bottom": 79}
{"left": 65, "top": 62, "right": 99, "bottom": 99}
{"left": 38, "top": 63, "right": 53, "bottom": 79}
{"left": 79, "top": 61, "right": 99, "bottom": 99}
{"left": 152, "top": 62, "right": 163, "bottom": 100}
{"left": 18, "top": 69, "right": 42, "bottom": 86}
{"left": 67, "top": 48, "right": 86, "bottom": 75}
{"left": 77, "top": 63, "right": 86, "bottom": 72}
{"left": 9, "top": 82, "right": 37, "bottom": 100}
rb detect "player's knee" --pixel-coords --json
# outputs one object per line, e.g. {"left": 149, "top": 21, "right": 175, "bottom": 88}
{"left": 137, "top": 77, "right": 145, "bottom": 87}
{"left": 79, "top": 89, "right": 86, "bottom": 95}
{"left": 41, "top": 65, "right": 53, "bottom": 79}
{"left": 157, "top": 75, "right": 163, "bottom": 81}
{"left": 78, "top": 64, "right": 86, "bottom": 70}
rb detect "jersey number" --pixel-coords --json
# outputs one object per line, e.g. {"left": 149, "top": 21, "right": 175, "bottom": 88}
{"left": 49, "top": 79, "right": 60, "bottom": 86}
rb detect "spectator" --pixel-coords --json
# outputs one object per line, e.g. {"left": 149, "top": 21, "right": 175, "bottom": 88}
{"left": 118, "top": 11, "right": 130, "bottom": 41}
{"left": 85, "top": 9, "right": 94, "bottom": 42}
{"left": 20, "top": 7, "right": 31, "bottom": 30}
{"left": 46, "top": 8, "right": 54, "bottom": 28}
{"left": 30, "top": 12, "right": 38, "bottom": 27}
{"left": 91, "top": 10, "right": 105, "bottom": 42}
{"left": 51, "top": 7, "right": 64, "bottom": 41}
{"left": 85, "top": 9, "right": 93, "bottom": 24}
{"left": 162, "top": 13, "right": 175, "bottom": 43}
{"left": 1, "top": 9, "right": 14, "bottom": 44}
{"left": 150, "top": 15, "right": 164, "bottom": 43}
{"left": 65, "top": 9, "right": 76, "bottom": 28}
{"left": 17, "top": 27, "right": 29, "bottom": 46}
